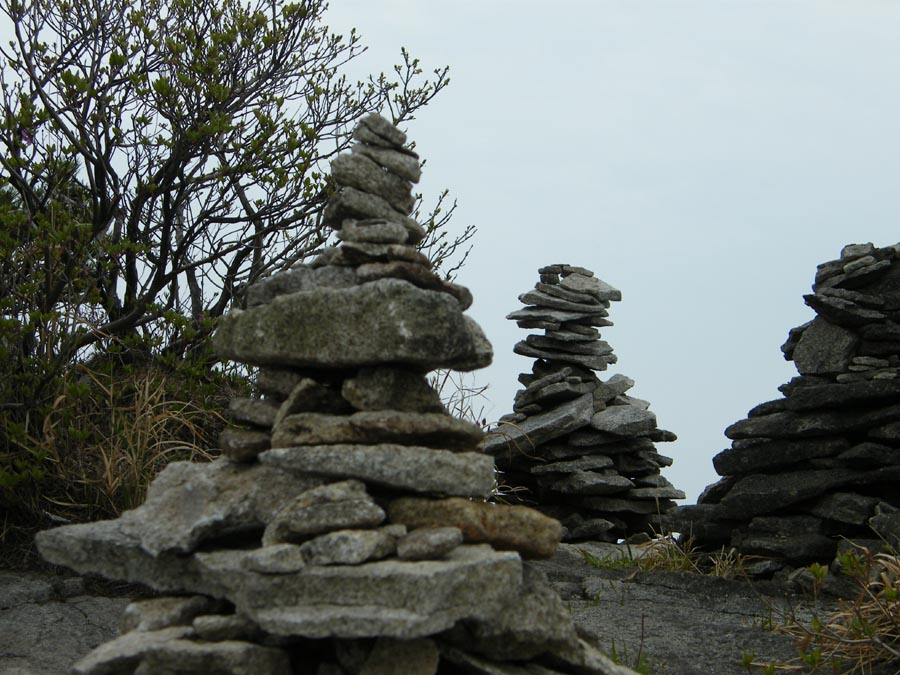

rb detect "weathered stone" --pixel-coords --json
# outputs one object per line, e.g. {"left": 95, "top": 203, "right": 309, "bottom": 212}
{"left": 215, "top": 279, "right": 491, "bottom": 371}
{"left": 448, "top": 565, "right": 578, "bottom": 660}
{"left": 514, "top": 341, "right": 614, "bottom": 370}
{"left": 396, "top": 527, "right": 463, "bottom": 560}
{"left": 734, "top": 532, "right": 836, "bottom": 561}
{"left": 804, "top": 292, "right": 887, "bottom": 326}
{"left": 244, "top": 544, "right": 307, "bottom": 574}
{"left": 261, "top": 445, "right": 495, "bottom": 498}
{"left": 136, "top": 639, "right": 291, "bottom": 675}
{"left": 299, "top": 526, "right": 405, "bottom": 566}
{"left": 356, "top": 261, "right": 473, "bottom": 309}
{"left": 271, "top": 410, "right": 483, "bottom": 450}
{"left": 590, "top": 406, "right": 657, "bottom": 436}
{"left": 804, "top": 492, "right": 881, "bottom": 525}
{"left": 246, "top": 265, "right": 358, "bottom": 307}
{"left": 506, "top": 306, "right": 612, "bottom": 326}
{"left": 332, "top": 152, "right": 415, "bottom": 213}
{"left": 192, "top": 614, "right": 261, "bottom": 642}
{"left": 331, "top": 241, "right": 431, "bottom": 267}
{"left": 120, "top": 596, "right": 217, "bottom": 633}
{"left": 322, "top": 187, "right": 425, "bottom": 243}
{"left": 357, "top": 113, "right": 408, "bottom": 147}
{"left": 518, "top": 290, "right": 606, "bottom": 314}
{"left": 338, "top": 219, "right": 409, "bottom": 244}
{"left": 218, "top": 427, "right": 271, "bottom": 462}
{"left": 579, "top": 497, "right": 676, "bottom": 515}
{"left": 547, "top": 471, "right": 634, "bottom": 496}
{"left": 72, "top": 626, "right": 194, "bottom": 675}
{"left": 353, "top": 143, "right": 421, "bottom": 182}
{"left": 526, "top": 334, "right": 614, "bottom": 356}
{"left": 558, "top": 274, "right": 622, "bottom": 301}
{"left": 341, "top": 366, "right": 444, "bottom": 413}
{"left": 359, "top": 637, "right": 439, "bottom": 675}
{"left": 725, "top": 403, "right": 900, "bottom": 439}
{"left": 791, "top": 317, "right": 858, "bottom": 375}
{"left": 228, "top": 397, "right": 279, "bottom": 428}
{"left": 262, "top": 480, "right": 385, "bottom": 545}
{"left": 41, "top": 460, "right": 321, "bottom": 560}
{"left": 195, "top": 544, "right": 523, "bottom": 639}
{"left": 712, "top": 438, "right": 849, "bottom": 476}
{"left": 535, "top": 281, "right": 599, "bottom": 305}
{"left": 483, "top": 394, "right": 594, "bottom": 457}
{"left": 273, "top": 378, "right": 350, "bottom": 427}
{"left": 627, "top": 486, "right": 686, "bottom": 500}
{"left": 530, "top": 455, "right": 614, "bottom": 474}
{"left": 593, "top": 374, "right": 635, "bottom": 403}
{"left": 388, "top": 498, "right": 562, "bottom": 559}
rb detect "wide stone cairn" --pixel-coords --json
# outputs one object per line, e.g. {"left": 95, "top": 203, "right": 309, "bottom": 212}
{"left": 483, "top": 265, "right": 684, "bottom": 543}
{"left": 35, "top": 115, "right": 636, "bottom": 675}
{"left": 670, "top": 242, "right": 900, "bottom": 568}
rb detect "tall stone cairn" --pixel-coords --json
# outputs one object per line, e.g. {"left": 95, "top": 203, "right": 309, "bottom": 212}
{"left": 35, "top": 115, "right": 637, "bottom": 675}
{"left": 671, "top": 242, "right": 900, "bottom": 570}
{"left": 484, "top": 265, "right": 684, "bottom": 543}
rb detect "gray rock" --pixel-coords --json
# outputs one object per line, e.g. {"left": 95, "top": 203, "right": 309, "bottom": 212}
{"left": 299, "top": 526, "right": 405, "bottom": 565}
{"left": 712, "top": 438, "right": 849, "bottom": 476}
{"left": 217, "top": 428, "right": 271, "bottom": 462}
{"left": 356, "top": 113, "right": 408, "bottom": 147}
{"left": 330, "top": 241, "right": 431, "bottom": 267}
{"left": 483, "top": 393, "right": 594, "bottom": 457}
{"left": 228, "top": 397, "right": 279, "bottom": 428}
{"left": 356, "top": 261, "right": 474, "bottom": 309}
{"left": 273, "top": 378, "right": 350, "bottom": 427}
{"left": 559, "top": 274, "right": 622, "bottom": 302}
{"left": 271, "top": 411, "right": 483, "bottom": 450}
{"left": 358, "top": 637, "right": 439, "bottom": 675}
{"left": 534, "top": 281, "right": 599, "bottom": 305}
{"left": 725, "top": 403, "right": 900, "bottom": 439}
{"left": 627, "top": 486, "right": 686, "bottom": 500}
{"left": 337, "top": 219, "right": 409, "bottom": 244}
{"left": 547, "top": 471, "right": 634, "bottom": 496}
{"left": 514, "top": 342, "right": 613, "bottom": 370}
{"left": 246, "top": 265, "right": 358, "bottom": 307}
{"left": 243, "top": 544, "right": 307, "bottom": 574}
{"left": 804, "top": 292, "right": 887, "bottom": 326}
{"left": 734, "top": 533, "right": 836, "bottom": 561}
{"left": 71, "top": 626, "right": 194, "bottom": 675}
{"left": 215, "top": 279, "right": 491, "bottom": 371}
{"left": 506, "top": 306, "right": 612, "bottom": 326}
{"left": 261, "top": 444, "right": 495, "bottom": 498}
{"left": 262, "top": 480, "right": 386, "bottom": 545}
{"left": 341, "top": 367, "right": 444, "bottom": 413}
{"left": 323, "top": 187, "right": 425, "bottom": 243}
{"left": 396, "top": 527, "right": 464, "bottom": 560}
{"left": 195, "top": 544, "right": 523, "bottom": 639}
{"left": 450, "top": 565, "right": 579, "bottom": 660}
{"left": 120, "top": 596, "right": 217, "bottom": 633}
{"left": 353, "top": 143, "right": 421, "bottom": 182}
{"left": 192, "top": 614, "right": 261, "bottom": 642}
{"left": 590, "top": 406, "right": 657, "bottom": 436}
{"left": 837, "top": 441, "right": 900, "bottom": 467}
{"left": 579, "top": 497, "right": 676, "bottom": 515}
{"left": 41, "top": 460, "right": 322, "bottom": 559}
{"left": 804, "top": 492, "right": 881, "bottom": 525}
{"left": 332, "top": 152, "right": 415, "bottom": 214}
{"left": 136, "top": 639, "right": 291, "bottom": 675}
{"left": 526, "top": 334, "right": 614, "bottom": 356}
{"left": 518, "top": 290, "right": 607, "bottom": 314}
{"left": 791, "top": 317, "right": 858, "bottom": 375}
{"left": 593, "top": 374, "right": 635, "bottom": 404}
{"left": 530, "top": 455, "right": 614, "bottom": 474}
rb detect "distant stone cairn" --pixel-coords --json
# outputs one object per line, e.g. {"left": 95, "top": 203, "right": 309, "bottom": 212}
{"left": 36, "top": 115, "right": 632, "bottom": 675}
{"left": 484, "top": 265, "right": 684, "bottom": 542}
{"left": 672, "top": 242, "right": 900, "bottom": 570}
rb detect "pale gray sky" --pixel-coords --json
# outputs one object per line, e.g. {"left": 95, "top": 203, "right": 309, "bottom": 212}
{"left": 325, "top": 1, "right": 900, "bottom": 502}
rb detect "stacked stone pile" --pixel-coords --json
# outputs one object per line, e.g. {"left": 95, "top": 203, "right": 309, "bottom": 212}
{"left": 670, "top": 242, "right": 900, "bottom": 567}
{"left": 484, "top": 265, "right": 684, "bottom": 543}
{"left": 35, "top": 115, "right": 635, "bottom": 675}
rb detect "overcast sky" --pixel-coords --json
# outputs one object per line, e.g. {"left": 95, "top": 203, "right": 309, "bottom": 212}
{"left": 325, "top": 1, "right": 900, "bottom": 502}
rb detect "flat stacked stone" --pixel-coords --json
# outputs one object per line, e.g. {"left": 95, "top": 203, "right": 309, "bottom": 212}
{"left": 35, "top": 116, "right": 634, "bottom": 675}
{"left": 484, "top": 265, "right": 683, "bottom": 542}
{"left": 670, "top": 242, "right": 900, "bottom": 569}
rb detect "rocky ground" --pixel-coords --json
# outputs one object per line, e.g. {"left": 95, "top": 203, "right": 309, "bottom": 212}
{"left": 2, "top": 541, "right": 883, "bottom": 675}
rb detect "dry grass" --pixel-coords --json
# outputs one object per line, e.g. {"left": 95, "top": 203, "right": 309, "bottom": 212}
{"left": 772, "top": 545, "right": 900, "bottom": 674}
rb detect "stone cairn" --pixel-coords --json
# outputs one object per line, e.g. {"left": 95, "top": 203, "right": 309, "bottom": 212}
{"left": 483, "top": 265, "right": 684, "bottom": 543}
{"left": 671, "top": 242, "right": 900, "bottom": 569}
{"left": 36, "top": 115, "right": 635, "bottom": 675}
